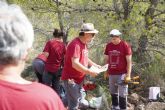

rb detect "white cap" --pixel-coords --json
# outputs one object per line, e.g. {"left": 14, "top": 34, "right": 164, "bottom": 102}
{"left": 80, "top": 23, "right": 99, "bottom": 34}
{"left": 109, "top": 29, "right": 122, "bottom": 36}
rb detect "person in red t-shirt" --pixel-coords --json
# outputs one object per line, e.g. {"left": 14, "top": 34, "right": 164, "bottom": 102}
{"left": 32, "top": 53, "right": 47, "bottom": 83}
{"left": 61, "top": 23, "right": 101, "bottom": 110}
{"left": 0, "top": 2, "right": 65, "bottom": 110}
{"left": 42, "top": 29, "right": 66, "bottom": 96}
{"left": 104, "top": 29, "right": 132, "bottom": 110}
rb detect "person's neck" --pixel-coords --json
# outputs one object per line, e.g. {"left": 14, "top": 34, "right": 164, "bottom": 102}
{"left": 53, "top": 38, "right": 63, "bottom": 42}
{"left": 0, "top": 62, "right": 31, "bottom": 84}
{"left": 113, "top": 39, "right": 121, "bottom": 45}
{"left": 79, "top": 36, "right": 86, "bottom": 44}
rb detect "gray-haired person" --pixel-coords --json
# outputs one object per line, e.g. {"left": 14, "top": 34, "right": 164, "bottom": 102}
{"left": 0, "top": 2, "right": 65, "bottom": 110}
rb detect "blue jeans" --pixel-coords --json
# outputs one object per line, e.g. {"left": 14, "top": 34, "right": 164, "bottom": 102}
{"left": 32, "top": 58, "right": 45, "bottom": 83}
{"left": 63, "top": 80, "right": 83, "bottom": 110}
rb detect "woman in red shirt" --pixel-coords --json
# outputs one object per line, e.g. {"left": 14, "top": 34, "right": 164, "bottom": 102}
{"left": 42, "top": 29, "right": 66, "bottom": 96}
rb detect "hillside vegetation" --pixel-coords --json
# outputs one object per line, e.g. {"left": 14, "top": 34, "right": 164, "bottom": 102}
{"left": 7, "top": 0, "right": 165, "bottom": 109}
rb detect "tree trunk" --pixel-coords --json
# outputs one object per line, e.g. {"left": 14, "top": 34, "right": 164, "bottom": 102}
{"left": 54, "top": 0, "right": 68, "bottom": 43}
{"left": 136, "top": 0, "right": 158, "bottom": 64}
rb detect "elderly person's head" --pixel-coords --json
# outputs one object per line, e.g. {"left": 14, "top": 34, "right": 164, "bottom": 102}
{"left": 0, "top": 2, "right": 34, "bottom": 65}
{"left": 79, "top": 23, "right": 98, "bottom": 44}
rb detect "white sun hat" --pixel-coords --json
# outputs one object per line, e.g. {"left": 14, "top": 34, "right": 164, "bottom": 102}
{"left": 109, "top": 29, "right": 122, "bottom": 36}
{"left": 80, "top": 23, "right": 99, "bottom": 34}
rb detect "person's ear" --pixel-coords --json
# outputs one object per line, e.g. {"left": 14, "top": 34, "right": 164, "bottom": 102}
{"left": 21, "top": 48, "right": 31, "bottom": 61}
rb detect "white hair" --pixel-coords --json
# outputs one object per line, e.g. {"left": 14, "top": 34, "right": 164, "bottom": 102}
{"left": 0, "top": 2, "right": 34, "bottom": 65}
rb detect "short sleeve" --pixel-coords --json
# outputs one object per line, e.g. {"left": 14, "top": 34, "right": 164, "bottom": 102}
{"left": 43, "top": 41, "right": 50, "bottom": 53}
{"left": 104, "top": 44, "right": 109, "bottom": 55}
{"left": 63, "top": 45, "right": 66, "bottom": 55}
{"left": 73, "top": 45, "right": 80, "bottom": 58}
{"left": 124, "top": 42, "right": 132, "bottom": 55}
{"left": 69, "top": 44, "right": 80, "bottom": 58}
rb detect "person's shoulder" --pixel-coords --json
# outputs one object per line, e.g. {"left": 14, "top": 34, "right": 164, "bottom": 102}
{"left": 122, "top": 40, "right": 127, "bottom": 43}
{"left": 28, "top": 82, "right": 66, "bottom": 109}
{"left": 45, "top": 40, "right": 52, "bottom": 46}
{"left": 68, "top": 37, "right": 79, "bottom": 46}
{"left": 106, "top": 42, "right": 113, "bottom": 46}
{"left": 32, "top": 82, "right": 50, "bottom": 88}
{"left": 71, "top": 37, "right": 79, "bottom": 43}
{"left": 121, "top": 40, "right": 129, "bottom": 45}
{"left": 32, "top": 82, "right": 55, "bottom": 93}
{"left": 32, "top": 82, "right": 62, "bottom": 99}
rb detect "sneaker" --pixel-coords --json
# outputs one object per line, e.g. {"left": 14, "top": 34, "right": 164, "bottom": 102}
{"left": 111, "top": 106, "right": 120, "bottom": 110}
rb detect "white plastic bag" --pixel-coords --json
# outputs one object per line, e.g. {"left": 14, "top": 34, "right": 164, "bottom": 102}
{"left": 89, "top": 96, "right": 102, "bottom": 108}
{"left": 79, "top": 88, "right": 89, "bottom": 108}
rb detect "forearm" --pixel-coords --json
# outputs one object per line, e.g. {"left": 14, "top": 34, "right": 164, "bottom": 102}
{"left": 104, "top": 55, "right": 108, "bottom": 64}
{"left": 127, "top": 62, "right": 132, "bottom": 77}
{"left": 126, "top": 55, "right": 132, "bottom": 77}
{"left": 72, "top": 58, "right": 90, "bottom": 75}
{"left": 88, "top": 58, "right": 97, "bottom": 67}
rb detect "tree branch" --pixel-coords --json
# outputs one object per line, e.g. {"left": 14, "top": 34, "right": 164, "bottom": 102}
{"left": 153, "top": 10, "right": 165, "bottom": 18}
{"left": 34, "top": 27, "right": 52, "bottom": 36}
{"left": 31, "top": 6, "right": 57, "bottom": 13}
{"left": 147, "top": 49, "right": 165, "bottom": 56}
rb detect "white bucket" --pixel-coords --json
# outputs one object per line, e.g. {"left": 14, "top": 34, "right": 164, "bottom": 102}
{"left": 149, "top": 87, "right": 160, "bottom": 100}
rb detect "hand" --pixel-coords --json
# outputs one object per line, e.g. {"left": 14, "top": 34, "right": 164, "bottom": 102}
{"left": 88, "top": 69, "right": 98, "bottom": 77}
{"left": 124, "top": 75, "right": 131, "bottom": 83}
{"left": 68, "top": 79, "right": 75, "bottom": 84}
{"left": 94, "top": 64, "right": 102, "bottom": 69}
{"left": 104, "top": 71, "right": 109, "bottom": 80}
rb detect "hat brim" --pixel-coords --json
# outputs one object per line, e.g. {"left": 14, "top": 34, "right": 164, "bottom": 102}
{"left": 109, "top": 33, "right": 122, "bottom": 37}
{"left": 80, "top": 29, "right": 99, "bottom": 34}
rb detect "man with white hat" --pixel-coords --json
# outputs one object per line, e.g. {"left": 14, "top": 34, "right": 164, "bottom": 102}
{"left": 104, "top": 29, "right": 132, "bottom": 110}
{"left": 61, "top": 23, "right": 101, "bottom": 110}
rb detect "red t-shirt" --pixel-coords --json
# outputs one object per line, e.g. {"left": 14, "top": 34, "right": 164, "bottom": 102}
{"left": 36, "top": 53, "right": 47, "bottom": 62}
{"left": 43, "top": 39, "right": 66, "bottom": 73}
{"left": 0, "top": 80, "right": 65, "bottom": 110}
{"left": 104, "top": 40, "right": 132, "bottom": 75}
{"left": 61, "top": 37, "right": 88, "bottom": 84}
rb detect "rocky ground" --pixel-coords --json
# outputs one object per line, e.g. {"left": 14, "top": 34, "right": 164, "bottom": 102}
{"left": 86, "top": 92, "right": 165, "bottom": 110}
{"left": 127, "top": 93, "right": 165, "bottom": 110}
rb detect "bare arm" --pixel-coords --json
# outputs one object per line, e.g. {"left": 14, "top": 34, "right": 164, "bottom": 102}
{"left": 72, "top": 57, "right": 97, "bottom": 77}
{"left": 104, "top": 55, "right": 109, "bottom": 64}
{"left": 88, "top": 58, "right": 101, "bottom": 68}
{"left": 104, "top": 55, "right": 109, "bottom": 79}
{"left": 126, "top": 55, "right": 132, "bottom": 78}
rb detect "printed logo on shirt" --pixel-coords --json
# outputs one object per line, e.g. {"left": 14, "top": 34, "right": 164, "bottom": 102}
{"left": 83, "top": 49, "right": 88, "bottom": 57}
{"left": 82, "top": 49, "right": 88, "bottom": 67}
{"left": 109, "top": 50, "right": 120, "bottom": 69}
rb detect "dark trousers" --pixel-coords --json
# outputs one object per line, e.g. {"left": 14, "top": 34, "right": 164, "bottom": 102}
{"left": 42, "top": 71, "right": 60, "bottom": 96}
{"left": 63, "top": 80, "right": 82, "bottom": 110}
{"left": 35, "top": 72, "right": 42, "bottom": 83}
